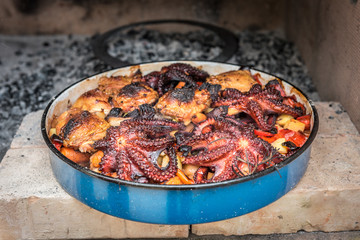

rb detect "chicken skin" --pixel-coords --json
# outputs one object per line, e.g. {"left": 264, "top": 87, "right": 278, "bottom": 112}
{"left": 98, "top": 75, "right": 133, "bottom": 96}
{"left": 98, "top": 69, "right": 142, "bottom": 97}
{"left": 71, "top": 88, "right": 113, "bottom": 115}
{"left": 206, "top": 70, "right": 257, "bottom": 92}
{"left": 113, "top": 82, "right": 159, "bottom": 113}
{"left": 55, "top": 108, "right": 110, "bottom": 152}
{"left": 155, "top": 87, "right": 211, "bottom": 124}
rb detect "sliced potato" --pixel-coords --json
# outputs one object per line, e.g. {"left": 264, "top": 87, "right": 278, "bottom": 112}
{"left": 182, "top": 164, "right": 199, "bottom": 180}
{"left": 107, "top": 117, "right": 127, "bottom": 126}
{"left": 238, "top": 163, "right": 250, "bottom": 176}
{"left": 170, "top": 130, "right": 178, "bottom": 138}
{"left": 185, "top": 123, "right": 195, "bottom": 133}
{"left": 177, "top": 155, "right": 182, "bottom": 170}
{"left": 283, "top": 119, "right": 306, "bottom": 132}
{"left": 271, "top": 138, "right": 288, "bottom": 154}
{"left": 161, "top": 155, "right": 170, "bottom": 168}
{"left": 183, "top": 119, "right": 192, "bottom": 126}
{"left": 228, "top": 107, "right": 240, "bottom": 116}
{"left": 158, "top": 153, "right": 182, "bottom": 169}
{"left": 204, "top": 107, "right": 214, "bottom": 114}
{"left": 95, "top": 111, "right": 106, "bottom": 119}
{"left": 276, "top": 114, "right": 294, "bottom": 126}
{"left": 49, "top": 128, "right": 57, "bottom": 137}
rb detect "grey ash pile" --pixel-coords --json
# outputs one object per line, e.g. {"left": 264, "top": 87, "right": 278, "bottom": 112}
{"left": 107, "top": 28, "right": 224, "bottom": 63}
{"left": 0, "top": 29, "right": 319, "bottom": 160}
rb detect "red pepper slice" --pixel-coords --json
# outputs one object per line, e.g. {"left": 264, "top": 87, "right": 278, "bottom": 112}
{"left": 258, "top": 128, "right": 307, "bottom": 147}
{"left": 50, "top": 135, "right": 63, "bottom": 151}
{"left": 258, "top": 135, "right": 276, "bottom": 143}
{"left": 296, "top": 115, "right": 311, "bottom": 130}
{"left": 283, "top": 97, "right": 306, "bottom": 113}
{"left": 51, "top": 139, "right": 62, "bottom": 151}
{"left": 287, "top": 131, "right": 307, "bottom": 147}
{"left": 254, "top": 129, "right": 275, "bottom": 137}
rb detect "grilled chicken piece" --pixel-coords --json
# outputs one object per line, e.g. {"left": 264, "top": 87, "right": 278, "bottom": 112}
{"left": 98, "top": 69, "right": 143, "bottom": 96}
{"left": 206, "top": 70, "right": 257, "bottom": 92}
{"left": 155, "top": 87, "right": 211, "bottom": 124}
{"left": 113, "top": 82, "right": 159, "bottom": 113}
{"left": 55, "top": 109, "right": 110, "bottom": 152}
{"left": 71, "top": 88, "right": 112, "bottom": 115}
{"left": 98, "top": 75, "right": 133, "bottom": 96}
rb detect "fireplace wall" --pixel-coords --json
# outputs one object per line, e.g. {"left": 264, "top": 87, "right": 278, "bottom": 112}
{"left": 286, "top": 0, "right": 360, "bottom": 132}
{"left": 0, "top": 0, "right": 285, "bottom": 34}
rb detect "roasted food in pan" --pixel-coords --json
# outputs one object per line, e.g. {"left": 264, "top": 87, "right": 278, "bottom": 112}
{"left": 49, "top": 63, "right": 311, "bottom": 185}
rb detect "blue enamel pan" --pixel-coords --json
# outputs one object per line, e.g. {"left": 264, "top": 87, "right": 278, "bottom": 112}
{"left": 41, "top": 61, "right": 319, "bottom": 225}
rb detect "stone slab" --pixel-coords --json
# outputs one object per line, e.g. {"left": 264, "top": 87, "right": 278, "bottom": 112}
{"left": 192, "top": 189, "right": 360, "bottom": 235}
{"left": 314, "top": 102, "right": 359, "bottom": 137}
{"left": 0, "top": 148, "right": 189, "bottom": 240}
{"left": 10, "top": 110, "right": 46, "bottom": 149}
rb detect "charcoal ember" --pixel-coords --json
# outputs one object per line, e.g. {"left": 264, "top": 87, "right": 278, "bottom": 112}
{"left": 41, "top": 64, "right": 57, "bottom": 77}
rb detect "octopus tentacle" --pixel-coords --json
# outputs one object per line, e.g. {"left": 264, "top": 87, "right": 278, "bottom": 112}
{"left": 246, "top": 100, "right": 275, "bottom": 131}
{"left": 211, "top": 159, "right": 238, "bottom": 182}
{"left": 183, "top": 143, "right": 236, "bottom": 165}
{"left": 162, "top": 63, "right": 209, "bottom": 82}
{"left": 178, "top": 118, "right": 284, "bottom": 183}
{"left": 212, "top": 82, "right": 305, "bottom": 131}
{"left": 117, "top": 150, "right": 132, "bottom": 181}
{"left": 193, "top": 167, "right": 210, "bottom": 183}
{"left": 260, "top": 98, "right": 303, "bottom": 117}
{"left": 143, "top": 63, "right": 210, "bottom": 96}
{"left": 181, "top": 131, "right": 231, "bottom": 149}
{"left": 99, "top": 150, "right": 118, "bottom": 173}
{"left": 193, "top": 117, "right": 243, "bottom": 136}
{"left": 127, "top": 147, "right": 177, "bottom": 182}
{"left": 142, "top": 71, "right": 161, "bottom": 90}
{"left": 94, "top": 117, "right": 182, "bottom": 183}
{"left": 128, "top": 137, "right": 175, "bottom": 152}
{"left": 265, "top": 79, "right": 286, "bottom": 97}
{"left": 194, "top": 155, "right": 237, "bottom": 183}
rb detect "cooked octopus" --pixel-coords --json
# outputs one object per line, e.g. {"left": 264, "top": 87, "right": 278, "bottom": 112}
{"left": 155, "top": 87, "right": 211, "bottom": 123}
{"left": 113, "top": 82, "right": 159, "bottom": 113}
{"left": 55, "top": 108, "right": 110, "bottom": 152}
{"left": 143, "top": 63, "right": 209, "bottom": 96}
